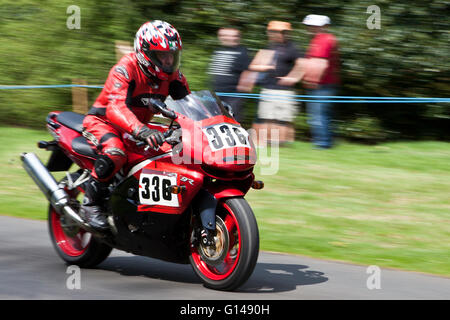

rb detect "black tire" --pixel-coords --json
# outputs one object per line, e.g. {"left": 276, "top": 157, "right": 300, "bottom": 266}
{"left": 189, "top": 197, "right": 259, "bottom": 291}
{"left": 48, "top": 172, "right": 112, "bottom": 268}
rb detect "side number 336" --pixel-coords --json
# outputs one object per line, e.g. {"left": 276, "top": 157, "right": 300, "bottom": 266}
{"left": 139, "top": 173, "right": 179, "bottom": 207}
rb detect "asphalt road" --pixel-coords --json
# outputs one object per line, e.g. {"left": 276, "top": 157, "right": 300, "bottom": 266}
{"left": 0, "top": 215, "right": 448, "bottom": 300}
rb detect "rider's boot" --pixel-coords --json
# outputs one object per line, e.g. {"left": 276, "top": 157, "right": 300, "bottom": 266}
{"left": 80, "top": 177, "right": 110, "bottom": 231}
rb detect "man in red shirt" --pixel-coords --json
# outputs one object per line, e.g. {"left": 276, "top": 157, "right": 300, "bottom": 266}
{"left": 277, "top": 15, "right": 340, "bottom": 148}
{"left": 302, "top": 14, "right": 340, "bottom": 149}
{"left": 80, "top": 20, "right": 190, "bottom": 231}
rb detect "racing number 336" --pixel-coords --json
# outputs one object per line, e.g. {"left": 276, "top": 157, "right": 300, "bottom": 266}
{"left": 139, "top": 173, "right": 179, "bottom": 207}
{"left": 203, "top": 124, "right": 250, "bottom": 152}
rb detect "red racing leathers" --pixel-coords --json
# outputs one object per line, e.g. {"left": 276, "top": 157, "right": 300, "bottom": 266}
{"left": 82, "top": 52, "right": 190, "bottom": 181}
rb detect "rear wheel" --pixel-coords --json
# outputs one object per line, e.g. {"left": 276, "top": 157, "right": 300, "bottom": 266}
{"left": 48, "top": 172, "right": 112, "bottom": 267}
{"left": 189, "top": 197, "right": 259, "bottom": 291}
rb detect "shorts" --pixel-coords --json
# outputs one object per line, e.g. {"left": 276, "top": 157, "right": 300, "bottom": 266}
{"left": 257, "top": 88, "right": 297, "bottom": 122}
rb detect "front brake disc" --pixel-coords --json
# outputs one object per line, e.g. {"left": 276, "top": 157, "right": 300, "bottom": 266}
{"left": 198, "top": 216, "right": 229, "bottom": 266}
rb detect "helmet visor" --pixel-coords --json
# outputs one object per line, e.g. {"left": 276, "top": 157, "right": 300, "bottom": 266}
{"left": 147, "top": 50, "right": 181, "bottom": 74}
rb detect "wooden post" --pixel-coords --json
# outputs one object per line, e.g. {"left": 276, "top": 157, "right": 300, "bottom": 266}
{"left": 71, "top": 79, "right": 88, "bottom": 114}
{"left": 115, "top": 40, "right": 133, "bottom": 62}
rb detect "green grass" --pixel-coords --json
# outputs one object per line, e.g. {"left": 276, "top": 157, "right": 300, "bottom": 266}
{"left": 1, "top": 126, "right": 449, "bottom": 276}
{"left": 0, "top": 127, "right": 59, "bottom": 219}
{"left": 247, "top": 141, "right": 450, "bottom": 276}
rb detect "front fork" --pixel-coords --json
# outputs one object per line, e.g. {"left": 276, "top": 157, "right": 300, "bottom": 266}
{"left": 193, "top": 189, "right": 217, "bottom": 232}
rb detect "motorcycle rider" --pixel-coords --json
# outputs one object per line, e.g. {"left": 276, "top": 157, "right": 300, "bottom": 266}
{"left": 80, "top": 21, "right": 191, "bottom": 231}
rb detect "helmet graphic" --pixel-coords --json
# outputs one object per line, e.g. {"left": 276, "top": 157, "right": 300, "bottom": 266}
{"left": 134, "top": 20, "right": 183, "bottom": 80}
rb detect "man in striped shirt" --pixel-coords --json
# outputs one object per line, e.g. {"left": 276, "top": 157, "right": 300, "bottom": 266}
{"left": 209, "top": 27, "right": 251, "bottom": 123}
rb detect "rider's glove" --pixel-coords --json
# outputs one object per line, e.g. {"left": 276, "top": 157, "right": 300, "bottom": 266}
{"left": 135, "top": 126, "right": 165, "bottom": 149}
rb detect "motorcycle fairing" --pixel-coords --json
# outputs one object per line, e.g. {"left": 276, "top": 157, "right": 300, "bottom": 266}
{"left": 109, "top": 174, "right": 192, "bottom": 263}
{"left": 178, "top": 114, "right": 256, "bottom": 171}
{"left": 129, "top": 158, "right": 204, "bottom": 214}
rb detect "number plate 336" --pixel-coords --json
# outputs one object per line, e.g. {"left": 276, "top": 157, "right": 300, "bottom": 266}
{"left": 139, "top": 172, "right": 179, "bottom": 207}
{"left": 203, "top": 123, "right": 250, "bottom": 152}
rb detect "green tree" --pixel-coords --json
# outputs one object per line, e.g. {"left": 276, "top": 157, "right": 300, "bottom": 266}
{"left": 0, "top": 0, "right": 448, "bottom": 140}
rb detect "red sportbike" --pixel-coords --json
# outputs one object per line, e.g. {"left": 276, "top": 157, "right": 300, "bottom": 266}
{"left": 21, "top": 91, "right": 262, "bottom": 291}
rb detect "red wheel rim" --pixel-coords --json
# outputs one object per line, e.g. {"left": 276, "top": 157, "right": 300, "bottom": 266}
{"left": 51, "top": 209, "right": 91, "bottom": 257}
{"left": 191, "top": 202, "right": 241, "bottom": 281}
{"left": 50, "top": 186, "right": 91, "bottom": 257}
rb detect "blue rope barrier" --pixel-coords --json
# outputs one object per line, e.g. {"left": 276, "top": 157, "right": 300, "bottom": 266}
{"left": 0, "top": 84, "right": 104, "bottom": 89}
{"left": 216, "top": 92, "right": 450, "bottom": 101}
{"left": 0, "top": 84, "right": 448, "bottom": 103}
{"left": 216, "top": 93, "right": 450, "bottom": 103}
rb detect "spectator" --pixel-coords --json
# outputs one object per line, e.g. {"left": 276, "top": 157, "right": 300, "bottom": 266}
{"left": 248, "top": 21, "right": 303, "bottom": 146}
{"left": 208, "top": 27, "right": 251, "bottom": 123}
{"left": 302, "top": 14, "right": 340, "bottom": 149}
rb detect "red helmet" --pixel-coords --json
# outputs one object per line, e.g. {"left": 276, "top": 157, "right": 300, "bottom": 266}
{"left": 134, "top": 20, "right": 183, "bottom": 80}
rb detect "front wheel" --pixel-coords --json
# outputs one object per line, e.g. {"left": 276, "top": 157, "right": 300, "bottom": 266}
{"left": 189, "top": 197, "right": 259, "bottom": 291}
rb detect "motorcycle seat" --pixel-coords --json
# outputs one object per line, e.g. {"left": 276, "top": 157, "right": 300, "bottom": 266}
{"left": 71, "top": 136, "right": 99, "bottom": 160}
{"left": 57, "top": 112, "right": 85, "bottom": 133}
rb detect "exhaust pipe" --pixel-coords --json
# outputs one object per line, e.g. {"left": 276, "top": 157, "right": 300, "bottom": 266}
{"left": 21, "top": 152, "right": 100, "bottom": 235}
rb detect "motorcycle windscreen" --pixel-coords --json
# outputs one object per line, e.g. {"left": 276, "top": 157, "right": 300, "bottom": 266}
{"left": 165, "top": 90, "right": 233, "bottom": 121}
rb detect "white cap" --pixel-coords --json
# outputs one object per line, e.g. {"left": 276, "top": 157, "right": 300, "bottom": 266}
{"left": 302, "top": 14, "right": 331, "bottom": 27}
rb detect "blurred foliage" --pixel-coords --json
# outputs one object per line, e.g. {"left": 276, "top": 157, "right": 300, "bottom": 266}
{"left": 0, "top": 0, "right": 448, "bottom": 141}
